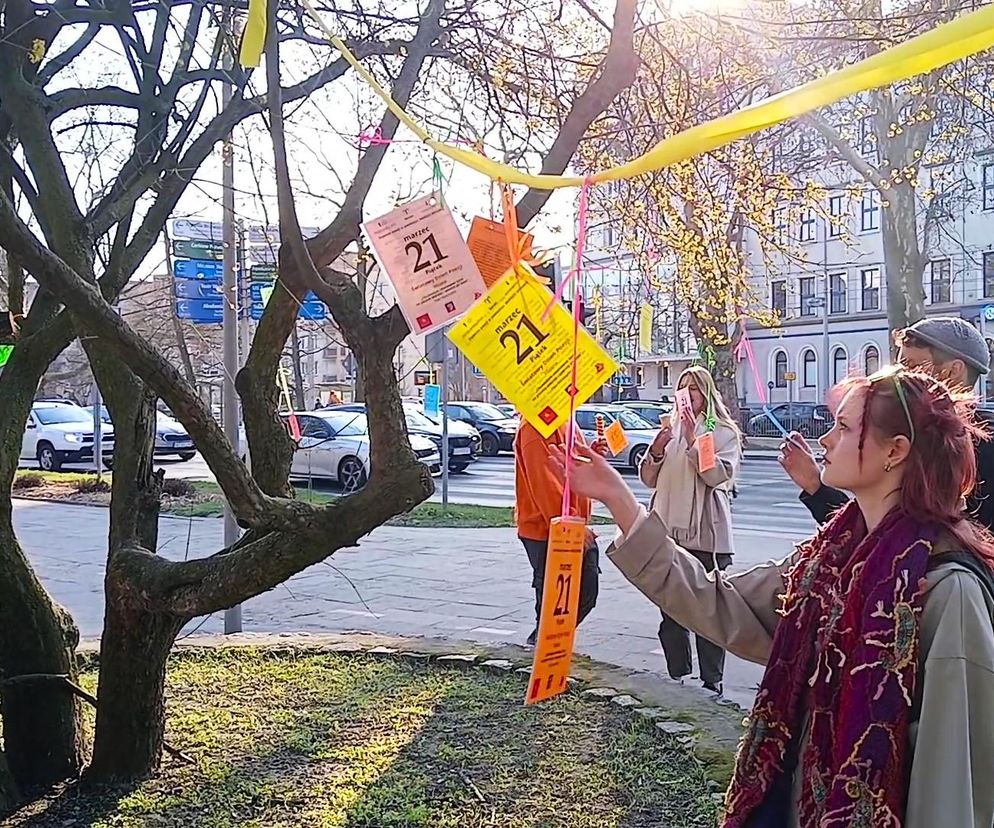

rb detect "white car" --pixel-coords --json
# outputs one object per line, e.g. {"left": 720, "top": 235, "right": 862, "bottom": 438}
{"left": 21, "top": 401, "right": 115, "bottom": 472}
{"left": 287, "top": 410, "right": 440, "bottom": 492}
{"left": 101, "top": 406, "right": 196, "bottom": 461}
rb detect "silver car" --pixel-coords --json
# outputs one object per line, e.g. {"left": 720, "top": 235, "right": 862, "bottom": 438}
{"left": 574, "top": 405, "right": 658, "bottom": 470}
{"left": 287, "top": 410, "right": 440, "bottom": 492}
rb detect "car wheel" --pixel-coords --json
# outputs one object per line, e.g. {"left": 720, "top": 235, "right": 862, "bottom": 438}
{"left": 37, "top": 442, "right": 61, "bottom": 472}
{"left": 480, "top": 432, "right": 499, "bottom": 457}
{"left": 630, "top": 445, "right": 648, "bottom": 470}
{"left": 338, "top": 456, "right": 368, "bottom": 493}
{"left": 178, "top": 452, "right": 196, "bottom": 461}
{"left": 450, "top": 462, "right": 470, "bottom": 474}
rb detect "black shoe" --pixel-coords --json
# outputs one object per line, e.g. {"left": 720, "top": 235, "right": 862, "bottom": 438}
{"left": 527, "top": 628, "right": 537, "bottom": 646}
{"left": 702, "top": 681, "right": 723, "bottom": 696}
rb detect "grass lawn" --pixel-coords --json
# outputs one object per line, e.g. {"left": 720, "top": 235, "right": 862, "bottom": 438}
{"left": 12, "top": 471, "right": 613, "bottom": 528}
{"left": 10, "top": 650, "right": 718, "bottom": 827}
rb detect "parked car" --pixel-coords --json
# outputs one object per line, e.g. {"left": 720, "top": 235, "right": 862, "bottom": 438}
{"left": 747, "top": 402, "right": 834, "bottom": 438}
{"left": 287, "top": 410, "right": 440, "bottom": 492}
{"left": 21, "top": 401, "right": 114, "bottom": 471}
{"left": 443, "top": 401, "right": 518, "bottom": 456}
{"left": 574, "top": 404, "right": 657, "bottom": 470}
{"left": 620, "top": 400, "right": 672, "bottom": 425}
{"left": 331, "top": 403, "right": 479, "bottom": 473}
{"left": 496, "top": 403, "right": 517, "bottom": 418}
{"left": 100, "top": 405, "right": 196, "bottom": 461}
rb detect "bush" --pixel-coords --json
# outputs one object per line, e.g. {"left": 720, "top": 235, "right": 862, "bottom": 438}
{"left": 74, "top": 476, "right": 111, "bottom": 494}
{"left": 13, "top": 472, "right": 45, "bottom": 490}
{"left": 161, "top": 478, "right": 196, "bottom": 498}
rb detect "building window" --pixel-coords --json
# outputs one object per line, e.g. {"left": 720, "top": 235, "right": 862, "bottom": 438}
{"left": 828, "top": 195, "right": 845, "bottom": 237}
{"left": 930, "top": 259, "right": 951, "bottom": 304}
{"left": 657, "top": 362, "right": 671, "bottom": 387}
{"left": 865, "top": 345, "right": 880, "bottom": 376}
{"left": 984, "top": 164, "right": 994, "bottom": 211}
{"left": 829, "top": 272, "right": 847, "bottom": 314}
{"left": 774, "top": 351, "right": 788, "bottom": 388}
{"left": 985, "top": 252, "right": 994, "bottom": 298}
{"left": 802, "top": 350, "right": 816, "bottom": 387}
{"left": 833, "top": 347, "right": 848, "bottom": 384}
{"left": 799, "top": 276, "right": 816, "bottom": 316}
{"left": 798, "top": 209, "right": 816, "bottom": 242}
{"left": 861, "top": 192, "right": 880, "bottom": 231}
{"left": 772, "top": 207, "right": 787, "bottom": 244}
{"left": 635, "top": 366, "right": 645, "bottom": 387}
{"left": 859, "top": 115, "right": 878, "bottom": 163}
{"left": 771, "top": 280, "right": 787, "bottom": 316}
{"left": 861, "top": 268, "right": 880, "bottom": 310}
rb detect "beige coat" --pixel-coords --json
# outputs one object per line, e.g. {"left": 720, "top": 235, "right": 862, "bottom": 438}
{"left": 608, "top": 509, "right": 994, "bottom": 828}
{"left": 639, "top": 418, "right": 739, "bottom": 556}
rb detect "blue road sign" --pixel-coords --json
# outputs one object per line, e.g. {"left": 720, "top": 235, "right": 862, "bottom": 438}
{"left": 249, "top": 290, "right": 326, "bottom": 321}
{"left": 174, "top": 278, "right": 223, "bottom": 300}
{"left": 176, "top": 298, "right": 224, "bottom": 323}
{"left": 173, "top": 259, "right": 223, "bottom": 280}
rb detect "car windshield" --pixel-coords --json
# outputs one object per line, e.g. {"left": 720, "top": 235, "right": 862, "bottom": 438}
{"left": 464, "top": 403, "right": 506, "bottom": 422}
{"left": 404, "top": 410, "right": 438, "bottom": 429}
{"left": 34, "top": 405, "right": 92, "bottom": 425}
{"left": 317, "top": 412, "right": 368, "bottom": 436}
{"left": 614, "top": 409, "right": 654, "bottom": 430}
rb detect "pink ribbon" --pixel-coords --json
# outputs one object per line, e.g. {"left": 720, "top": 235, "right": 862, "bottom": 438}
{"left": 544, "top": 177, "right": 592, "bottom": 320}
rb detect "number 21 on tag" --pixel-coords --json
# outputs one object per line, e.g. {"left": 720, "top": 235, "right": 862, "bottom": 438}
{"left": 500, "top": 314, "right": 549, "bottom": 365}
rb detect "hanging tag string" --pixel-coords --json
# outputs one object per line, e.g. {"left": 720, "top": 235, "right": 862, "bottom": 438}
{"left": 561, "top": 181, "right": 592, "bottom": 516}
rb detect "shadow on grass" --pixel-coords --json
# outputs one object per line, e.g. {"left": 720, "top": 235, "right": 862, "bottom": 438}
{"left": 6, "top": 652, "right": 718, "bottom": 828}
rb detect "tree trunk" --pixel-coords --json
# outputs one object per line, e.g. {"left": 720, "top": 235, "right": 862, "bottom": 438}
{"left": 712, "top": 344, "right": 740, "bottom": 426}
{"left": 0, "top": 749, "right": 19, "bottom": 817}
{"left": 882, "top": 180, "right": 925, "bottom": 344}
{"left": 0, "top": 338, "right": 86, "bottom": 790}
{"left": 83, "top": 346, "right": 181, "bottom": 782}
{"left": 85, "top": 575, "right": 183, "bottom": 781}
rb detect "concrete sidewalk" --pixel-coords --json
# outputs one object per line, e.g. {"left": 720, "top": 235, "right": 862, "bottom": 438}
{"left": 12, "top": 498, "right": 787, "bottom": 710}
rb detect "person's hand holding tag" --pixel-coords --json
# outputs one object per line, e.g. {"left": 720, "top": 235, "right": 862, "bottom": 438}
{"left": 697, "top": 431, "right": 717, "bottom": 472}
{"left": 604, "top": 419, "right": 628, "bottom": 456}
{"left": 675, "top": 387, "right": 696, "bottom": 446}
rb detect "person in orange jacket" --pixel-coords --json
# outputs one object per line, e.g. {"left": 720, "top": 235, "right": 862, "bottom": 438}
{"left": 515, "top": 417, "right": 601, "bottom": 645}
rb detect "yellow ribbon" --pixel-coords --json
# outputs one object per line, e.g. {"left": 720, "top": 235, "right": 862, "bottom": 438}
{"left": 240, "top": 0, "right": 268, "bottom": 68}
{"left": 300, "top": 0, "right": 994, "bottom": 189}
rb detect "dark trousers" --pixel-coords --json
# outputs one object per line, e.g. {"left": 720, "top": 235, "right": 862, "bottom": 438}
{"left": 658, "top": 549, "right": 732, "bottom": 685}
{"left": 520, "top": 537, "right": 599, "bottom": 630}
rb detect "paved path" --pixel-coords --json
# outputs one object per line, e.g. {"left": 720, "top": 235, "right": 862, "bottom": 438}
{"left": 14, "top": 491, "right": 808, "bottom": 710}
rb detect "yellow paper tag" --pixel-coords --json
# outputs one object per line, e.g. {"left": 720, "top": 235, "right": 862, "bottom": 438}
{"left": 604, "top": 419, "right": 628, "bottom": 456}
{"left": 697, "top": 431, "right": 717, "bottom": 472}
{"left": 639, "top": 303, "right": 653, "bottom": 354}
{"left": 526, "top": 516, "right": 587, "bottom": 705}
{"left": 447, "top": 268, "right": 618, "bottom": 438}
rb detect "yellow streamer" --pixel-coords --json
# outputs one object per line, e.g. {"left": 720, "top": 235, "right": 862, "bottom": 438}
{"left": 300, "top": 0, "right": 994, "bottom": 189}
{"left": 240, "top": 0, "right": 268, "bottom": 68}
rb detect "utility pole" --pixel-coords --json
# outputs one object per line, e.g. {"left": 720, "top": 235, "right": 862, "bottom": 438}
{"left": 221, "top": 10, "right": 241, "bottom": 635}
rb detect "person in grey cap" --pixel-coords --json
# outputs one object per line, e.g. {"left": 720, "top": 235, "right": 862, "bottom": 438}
{"left": 779, "top": 315, "right": 994, "bottom": 530}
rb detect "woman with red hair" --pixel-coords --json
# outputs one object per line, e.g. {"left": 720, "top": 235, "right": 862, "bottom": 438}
{"left": 549, "top": 366, "right": 994, "bottom": 827}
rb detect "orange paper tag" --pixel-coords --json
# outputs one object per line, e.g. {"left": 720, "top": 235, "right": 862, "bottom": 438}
{"left": 697, "top": 431, "right": 717, "bottom": 472}
{"left": 526, "top": 516, "right": 586, "bottom": 705}
{"left": 604, "top": 419, "right": 628, "bottom": 456}
{"left": 467, "top": 216, "right": 535, "bottom": 288}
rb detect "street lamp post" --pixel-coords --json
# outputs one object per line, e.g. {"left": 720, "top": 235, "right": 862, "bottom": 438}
{"left": 807, "top": 294, "right": 829, "bottom": 400}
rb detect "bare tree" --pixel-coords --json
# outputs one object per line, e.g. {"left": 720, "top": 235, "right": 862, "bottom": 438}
{"left": 0, "top": 0, "right": 637, "bottom": 807}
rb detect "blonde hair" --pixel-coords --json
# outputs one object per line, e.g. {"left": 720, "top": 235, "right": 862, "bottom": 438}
{"left": 677, "top": 365, "right": 743, "bottom": 450}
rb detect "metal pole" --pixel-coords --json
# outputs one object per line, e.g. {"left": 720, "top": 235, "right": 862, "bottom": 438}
{"left": 822, "top": 219, "right": 831, "bottom": 398}
{"left": 237, "top": 221, "right": 250, "bottom": 366}
{"left": 440, "top": 333, "right": 450, "bottom": 507}
{"left": 221, "top": 21, "right": 241, "bottom": 635}
{"left": 92, "top": 384, "right": 103, "bottom": 478}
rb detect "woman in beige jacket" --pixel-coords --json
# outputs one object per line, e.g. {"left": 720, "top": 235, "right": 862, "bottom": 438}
{"left": 640, "top": 365, "right": 741, "bottom": 694}
{"left": 549, "top": 366, "right": 994, "bottom": 828}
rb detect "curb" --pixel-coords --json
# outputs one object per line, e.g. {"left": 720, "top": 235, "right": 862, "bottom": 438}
{"left": 84, "top": 631, "right": 738, "bottom": 798}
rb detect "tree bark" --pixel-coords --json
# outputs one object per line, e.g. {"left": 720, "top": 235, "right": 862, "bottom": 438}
{"left": 0, "top": 335, "right": 86, "bottom": 790}
{"left": 85, "top": 573, "right": 184, "bottom": 781}
{"left": 882, "top": 180, "right": 925, "bottom": 340}
{"left": 0, "top": 749, "right": 18, "bottom": 817}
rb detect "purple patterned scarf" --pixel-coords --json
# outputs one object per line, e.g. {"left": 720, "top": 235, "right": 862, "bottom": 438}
{"left": 723, "top": 501, "right": 939, "bottom": 827}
